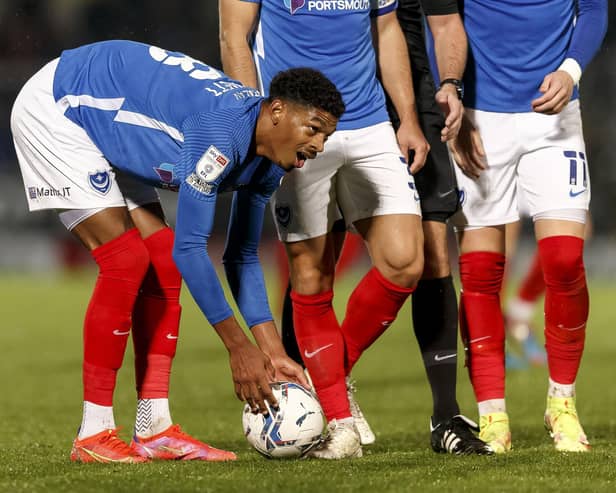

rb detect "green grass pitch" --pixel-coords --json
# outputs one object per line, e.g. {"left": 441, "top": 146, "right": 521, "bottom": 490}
{"left": 1, "top": 271, "right": 615, "bottom": 492}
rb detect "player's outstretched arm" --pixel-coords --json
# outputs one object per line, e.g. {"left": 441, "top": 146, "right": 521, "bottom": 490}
{"left": 223, "top": 186, "right": 309, "bottom": 389}
{"left": 532, "top": 0, "right": 607, "bottom": 114}
{"left": 426, "top": 10, "right": 467, "bottom": 141}
{"left": 372, "top": 9, "right": 429, "bottom": 174}
{"left": 219, "top": 0, "right": 260, "bottom": 89}
{"left": 173, "top": 183, "right": 278, "bottom": 414}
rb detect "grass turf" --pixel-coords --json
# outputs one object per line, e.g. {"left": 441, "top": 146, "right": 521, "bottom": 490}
{"left": 0, "top": 272, "right": 615, "bottom": 492}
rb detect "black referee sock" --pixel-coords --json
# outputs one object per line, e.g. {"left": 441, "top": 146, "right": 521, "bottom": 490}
{"left": 411, "top": 276, "right": 461, "bottom": 423}
{"left": 281, "top": 282, "right": 304, "bottom": 366}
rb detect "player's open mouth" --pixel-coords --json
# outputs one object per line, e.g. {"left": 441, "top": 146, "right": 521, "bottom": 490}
{"left": 295, "top": 151, "right": 307, "bottom": 168}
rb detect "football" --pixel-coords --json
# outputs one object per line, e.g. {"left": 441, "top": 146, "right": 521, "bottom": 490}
{"left": 242, "top": 381, "right": 325, "bottom": 458}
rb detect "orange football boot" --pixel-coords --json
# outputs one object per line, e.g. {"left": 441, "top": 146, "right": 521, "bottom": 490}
{"left": 71, "top": 428, "right": 148, "bottom": 463}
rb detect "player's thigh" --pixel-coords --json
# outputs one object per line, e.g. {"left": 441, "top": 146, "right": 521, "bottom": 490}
{"left": 534, "top": 219, "right": 585, "bottom": 241}
{"left": 337, "top": 122, "right": 421, "bottom": 226}
{"left": 517, "top": 101, "right": 590, "bottom": 228}
{"left": 457, "top": 225, "right": 506, "bottom": 256}
{"left": 71, "top": 207, "right": 135, "bottom": 250}
{"left": 450, "top": 109, "right": 520, "bottom": 231}
{"left": 271, "top": 134, "right": 345, "bottom": 242}
{"left": 354, "top": 213, "right": 424, "bottom": 286}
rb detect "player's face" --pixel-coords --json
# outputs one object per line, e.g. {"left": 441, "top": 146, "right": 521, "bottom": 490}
{"left": 270, "top": 102, "right": 338, "bottom": 171}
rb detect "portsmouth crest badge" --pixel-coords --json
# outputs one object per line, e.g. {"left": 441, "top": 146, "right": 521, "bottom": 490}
{"left": 88, "top": 170, "right": 112, "bottom": 195}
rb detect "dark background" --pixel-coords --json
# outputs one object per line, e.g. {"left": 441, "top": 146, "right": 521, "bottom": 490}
{"left": 0, "top": 0, "right": 613, "bottom": 271}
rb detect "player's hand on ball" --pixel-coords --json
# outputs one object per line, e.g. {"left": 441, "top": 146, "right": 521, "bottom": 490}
{"left": 229, "top": 342, "right": 278, "bottom": 414}
{"left": 396, "top": 119, "right": 430, "bottom": 174}
{"left": 450, "top": 114, "right": 486, "bottom": 179}
{"left": 268, "top": 353, "right": 311, "bottom": 390}
{"left": 531, "top": 70, "right": 574, "bottom": 115}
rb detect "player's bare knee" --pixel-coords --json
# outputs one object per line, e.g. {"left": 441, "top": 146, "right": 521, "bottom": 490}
{"left": 375, "top": 250, "right": 423, "bottom": 288}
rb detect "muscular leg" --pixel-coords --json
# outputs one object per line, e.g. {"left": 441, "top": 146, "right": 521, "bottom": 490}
{"left": 287, "top": 234, "right": 351, "bottom": 421}
{"left": 128, "top": 203, "right": 183, "bottom": 438}
{"left": 281, "top": 226, "right": 346, "bottom": 366}
{"left": 534, "top": 218, "right": 590, "bottom": 451}
{"left": 71, "top": 207, "right": 150, "bottom": 439}
{"left": 457, "top": 226, "right": 507, "bottom": 414}
{"left": 534, "top": 219, "right": 587, "bottom": 392}
{"left": 412, "top": 220, "right": 460, "bottom": 422}
{"left": 341, "top": 214, "right": 423, "bottom": 373}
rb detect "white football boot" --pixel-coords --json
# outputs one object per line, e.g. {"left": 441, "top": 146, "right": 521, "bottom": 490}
{"left": 347, "top": 378, "right": 376, "bottom": 445}
{"left": 307, "top": 419, "right": 362, "bottom": 459}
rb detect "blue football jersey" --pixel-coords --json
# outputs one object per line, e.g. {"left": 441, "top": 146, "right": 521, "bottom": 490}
{"left": 53, "top": 40, "right": 270, "bottom": 190}
{"left": 52, "top": 40, "right": 282, "bottom": 327}
{"left": 461, "top": 0, "right": 607, "bottom": 112}
{"left": 244, "top": 0, "right": 398, "bottom": 130}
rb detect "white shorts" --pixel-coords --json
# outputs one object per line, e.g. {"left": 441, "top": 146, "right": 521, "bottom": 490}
{"left": 451, "top": 100, "right": 590, "bottom": 231}
{"left": 10, "top": 59, "right": 159, "bottom": 227}
{"left": 271, "top": 121, "right": 421, "bottom": 242}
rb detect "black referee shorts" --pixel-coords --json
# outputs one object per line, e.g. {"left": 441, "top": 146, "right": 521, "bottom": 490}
{"left": 388, "top": 73, "right": 459, "bottom": 223}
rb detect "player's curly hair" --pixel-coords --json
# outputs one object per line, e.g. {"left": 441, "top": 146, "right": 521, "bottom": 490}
{"left": 268, "top": 68, "right": 345, "bottom": 119}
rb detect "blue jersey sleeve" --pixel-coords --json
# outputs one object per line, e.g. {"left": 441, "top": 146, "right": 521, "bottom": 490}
{"left": 171, "top": 112, "right": 243, "bottom": 326}
{"left": 223, "top": 164, "right": 284, "bottom": 328}
{"left": 567, "top": 0, "right": 608, "bottom": 71}
{"left": 173, "top": 182, "right": 234, "bottom": 325}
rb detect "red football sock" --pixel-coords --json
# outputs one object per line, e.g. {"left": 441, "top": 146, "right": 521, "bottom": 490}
{"left": 538, "top": 236, "right": 588, "bottom": 385}
{"left": 291, "top": 290, "right": 349, "bottom": 421}
{"left": 341, "top": 267, "right": 414, "bottom": 374}
{"left": 132, "top": 227, "right": 182, "bottom": 399}
{"left": 517, "top": 250, "right": 545, "bottom": 302}
{"left": 83, "top": 229, "right": 150, "bottom": 405}
{"left": 459, "top": 252, "right": 506, "bottom": 403}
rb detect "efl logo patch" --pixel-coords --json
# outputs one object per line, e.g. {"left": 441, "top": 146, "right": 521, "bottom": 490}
{"left": 195, "top": 146, "right": 229, "bottom": 183}
{"left": 28, "top": 187, "right": 37, "bottom": 200}
{"left": 88, "top": 170, "right": 112, "bottom": 195}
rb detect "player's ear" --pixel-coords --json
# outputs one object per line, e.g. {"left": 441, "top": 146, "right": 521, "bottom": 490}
{"left": 269, "top": 98, "right": 287, "bottom": 126}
